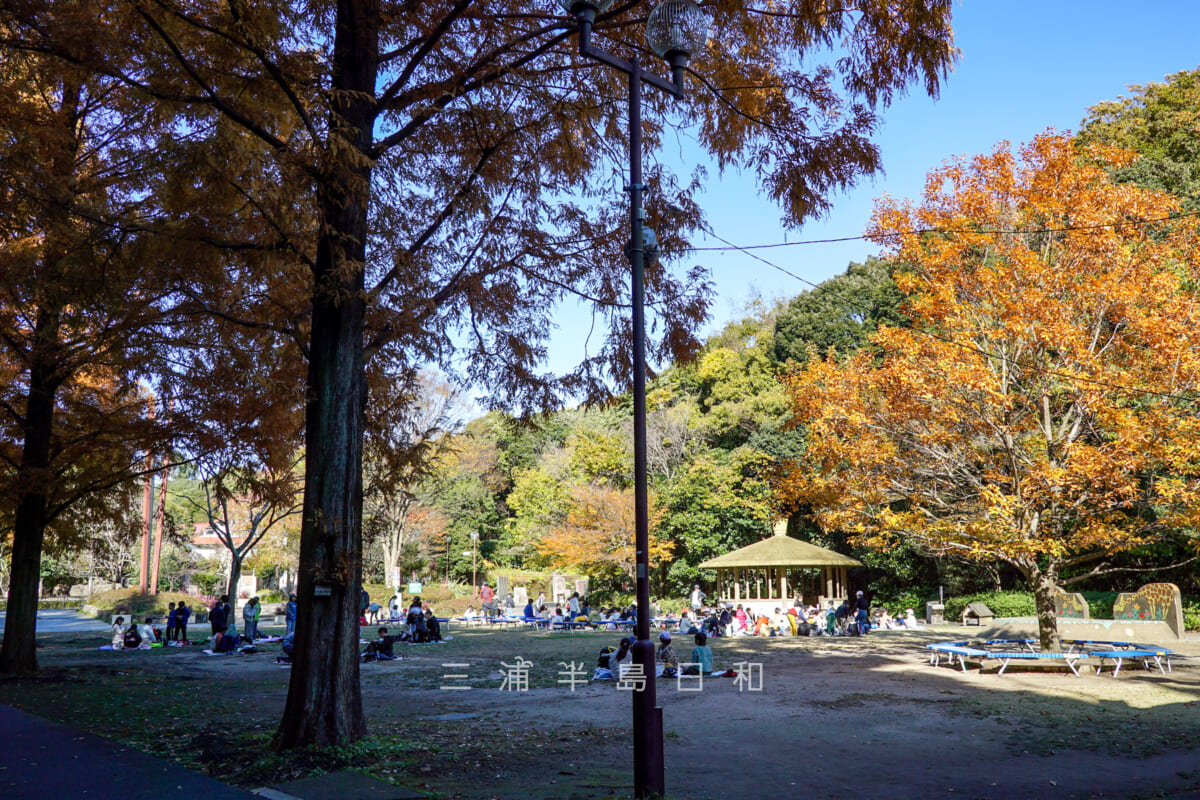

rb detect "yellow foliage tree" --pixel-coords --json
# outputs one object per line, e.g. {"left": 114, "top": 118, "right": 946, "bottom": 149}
{"left": 782, "top": 133, "right": 1200, "bottom": 650}
{"left": 538, "top": 484, "right": 673, "bottom": 590}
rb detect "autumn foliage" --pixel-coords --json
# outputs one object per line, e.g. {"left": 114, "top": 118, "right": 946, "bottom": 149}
{"left": 538, "top": 484, "right": 673, "bottom": 587}
{"left": 782, "top": 133, "right": 1200, "bottom": 649}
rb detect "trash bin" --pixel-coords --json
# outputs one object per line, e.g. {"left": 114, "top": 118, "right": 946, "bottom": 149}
{"left": 925, "top": 602, "right": 945, "bottom": 625}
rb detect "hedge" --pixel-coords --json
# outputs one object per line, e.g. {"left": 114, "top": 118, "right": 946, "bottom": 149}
{"left": 942, "top": 591, "right": 1037, "bottom": 622}
{"left": 941, "top": 589, "right": 1199, "bottom": 631}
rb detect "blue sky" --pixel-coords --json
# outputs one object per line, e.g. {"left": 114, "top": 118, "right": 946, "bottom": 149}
{"left": 536, "top": 1, "right": 1200, "bottom": 388}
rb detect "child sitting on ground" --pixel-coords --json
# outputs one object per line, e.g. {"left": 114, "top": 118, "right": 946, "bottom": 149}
{"left": 111, "top": 616, "right": 126, "bottom": 650}
{"left": 684, "top": 632, "right": 713, "bottom": 675}
{"left": 137, "top": 617, "right": 158, "bottom": 648}
{"left": 361, "top": 627, "right": 401, "bottom": 662}
{"left": 424, "top": 609, "right": 443, "bottom": 642}
{"left": 276, "top": 631, "right": 295, "bottom": 664}
{"left": 656, "top": 631, "right": 678, "bottom": 678}
{"left": 593, "top": 637, "right": 633, "bottom": 680}
{"left": 122, "top": 621, "right": 144, "bottom": 650}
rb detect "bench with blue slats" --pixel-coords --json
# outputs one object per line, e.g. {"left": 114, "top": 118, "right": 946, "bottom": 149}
{"left": 1063, "top": 639, "right": 1175, "bottom": 677}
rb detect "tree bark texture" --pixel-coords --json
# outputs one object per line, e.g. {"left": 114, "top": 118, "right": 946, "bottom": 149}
{"left": 226, "top": 553, "right": 244, "bottom": 603}
{"left": 1029, "top": 565, "right": 1062, "bottom": 653}
{"left": 0, "top": 337, "right": 58, "bottom": 674}
{"left": 275, "top": 0, "right": 377, "bottom": 749}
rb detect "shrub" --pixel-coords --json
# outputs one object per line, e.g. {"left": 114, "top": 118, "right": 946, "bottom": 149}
{"left": 943, "top": 591, "right": 1036, "bottom": 621}
{"left": 872, "top": 589, "right": 934, "bottom": 615}
{"left": 89, "top": 588, "right": 203, "bottom": 616}
{"left": 1080, "top": 591, "right": 1119, "bottom": 619}
{"left": 1183, "top": 598, "right": 1200, "bottom": 632}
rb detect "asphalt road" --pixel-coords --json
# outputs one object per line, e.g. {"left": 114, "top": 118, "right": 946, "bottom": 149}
{"left": 0, "top": 607, "right": 113, "bottom": 634}
{"left": 0, "top": 703, "right": 256, "bottom": 800}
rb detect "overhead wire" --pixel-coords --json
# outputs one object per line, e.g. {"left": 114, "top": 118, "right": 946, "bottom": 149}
{"left": 701, "top": 221, "right": 1200, "bottom": 404}
{"left": 681, "top": 208, "right": 1200, "bottom": 254}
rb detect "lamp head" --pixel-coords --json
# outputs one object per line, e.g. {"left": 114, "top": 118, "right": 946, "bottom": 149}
{"left": 558, "top": 0, "right": 614, "bottom": 25}
{"left": 645, "top": 0, "right": 711, "bottom": 63}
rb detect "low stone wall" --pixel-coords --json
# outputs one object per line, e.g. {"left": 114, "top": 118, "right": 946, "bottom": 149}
{"left": 1058, "top": 618, "right": 1180, "bottom": 641}
{"left": 968, "top": 617, "right": 1180, "bottom": 642}
{"left": 1113, "top": 583, "right": 1185, "bottom": 638}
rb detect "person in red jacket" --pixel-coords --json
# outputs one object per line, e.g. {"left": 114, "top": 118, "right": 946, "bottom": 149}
{"left": 479, "top": 583, "right": 497, "bottom": 618}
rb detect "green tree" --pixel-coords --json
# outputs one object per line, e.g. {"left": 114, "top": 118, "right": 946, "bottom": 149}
{"left": 1078, "top": 68, "right": 1200, "bottom": 208}
{"left": 771, "top": 258, "right": 905, "bottom": 366}
{"left": 657, "top": 447, "right": 774, "bottom": 593}
{"left": 691, "top": 309, "right": 791, "bottom": 451}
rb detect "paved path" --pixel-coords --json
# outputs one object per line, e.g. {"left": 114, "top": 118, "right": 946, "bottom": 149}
{"left": 0, "top": 703, "right": 256, "bottom": 800}
{"left": 0, "top": 608, "right": 112, "bottom": 634}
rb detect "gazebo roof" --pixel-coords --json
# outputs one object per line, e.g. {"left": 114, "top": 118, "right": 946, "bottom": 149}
{"left": 697, "top": 525, "right": 861, "bottom": 569}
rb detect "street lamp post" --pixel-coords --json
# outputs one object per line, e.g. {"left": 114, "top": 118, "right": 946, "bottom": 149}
{"left": 470, "top": 532, "right": 479, "bottom": 591}
{"left": 558, "top": 2, "right": 710, "bottom": 797}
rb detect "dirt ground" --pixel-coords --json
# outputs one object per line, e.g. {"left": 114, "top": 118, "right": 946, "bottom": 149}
{"left": 4, "top": 623, "right": 1200, "bottom": 800}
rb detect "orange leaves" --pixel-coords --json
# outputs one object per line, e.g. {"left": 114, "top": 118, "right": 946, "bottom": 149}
{"left": 782, "top": 132, "right": 1200, "bottom": 571}
{"left": 536, "top": 484, "right": 673, "bottom": 579}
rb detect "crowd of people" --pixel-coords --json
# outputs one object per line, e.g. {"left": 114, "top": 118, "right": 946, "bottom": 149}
{"left": 466, "top": 580, "right": 926, "bottom": 641}
{"left": 105, "top": 583, "right": 920, "bottom": 672}
{"left": 671, "top": 592, "right": 922, "bottom": 639}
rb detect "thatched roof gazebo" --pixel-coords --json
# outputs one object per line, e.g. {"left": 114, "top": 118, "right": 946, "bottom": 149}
{"left": 697, "top": 522, "right": 861, "bottom": 614}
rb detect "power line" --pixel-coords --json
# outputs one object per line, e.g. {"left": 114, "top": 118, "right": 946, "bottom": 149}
{"left": 703, "top": 229, "right": 1200, "bottom": 404}
{"left": 684, "top": 209, "right": 1200, "bottom": 253}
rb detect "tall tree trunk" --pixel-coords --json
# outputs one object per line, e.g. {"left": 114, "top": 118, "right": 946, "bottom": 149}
{"left": 275, "top": 0, "right": 377, "bottom": 749}
{"left": 0, "top": 75, "right": 81, "bottom": 676}
{"left": 227, "top": 551, "right": 244, "bottom": 602}
{"left": 0, "top": 327, "right": 59, "bottom": 675}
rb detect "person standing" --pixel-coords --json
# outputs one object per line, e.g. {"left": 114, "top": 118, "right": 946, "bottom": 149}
{"left": 175, "top": 599, "right": 190, "bottom": 642}
{"left": 243, "top": 597, "right": 260, "bottom": 641}
{"left": 223, "top": 596, "right": 238, "bottom": 643}
{"left": 285, "top": 593, "right": 297, "bottom": 636}
{"left": 690, "top": 585, "right": 706, "bottom": 614}
{"left": 209, "top": 596, "right": 228, "bottom": 649}
{"left": 854, "top": 589, "right": 870, "bottom": 635}
{"left": 165, "top": 602, "right": 177, "bottom": 642}
{"left": 479, "top": 583, "right": 496, "bottom": 618}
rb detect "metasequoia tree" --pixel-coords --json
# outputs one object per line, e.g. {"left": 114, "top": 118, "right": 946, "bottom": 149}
{"left": 0, "top": 13, "right": 180, "bottom": 673}
{"left": 22, "top": 0, "right": 957, "bottom": 744}
{"left": 782, "top": 133, "right": 1200, "bottom": 650}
